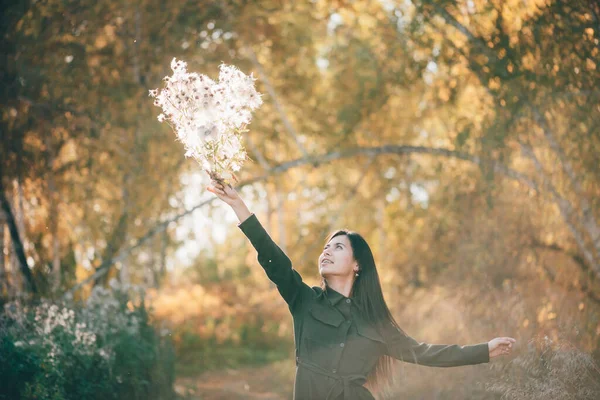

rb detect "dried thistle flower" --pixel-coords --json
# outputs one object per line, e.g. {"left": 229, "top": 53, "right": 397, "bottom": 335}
{"left": 150, "top": 58, "right": 262, "bottom": 184}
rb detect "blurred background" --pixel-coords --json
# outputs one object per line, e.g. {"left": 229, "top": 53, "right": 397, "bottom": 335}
{"left": 1, "top": 0, "right": 600, "bottom": 399}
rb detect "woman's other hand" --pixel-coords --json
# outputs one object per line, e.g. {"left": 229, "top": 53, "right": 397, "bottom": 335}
{"left": 488, "top": 337, "right": 516, "bottom": 359}
{"left": 206, "top": 180, "right": 242, "bottom": 207}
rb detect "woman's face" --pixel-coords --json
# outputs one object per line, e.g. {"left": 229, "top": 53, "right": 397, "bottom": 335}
{"left": 319, "top": 234, "right": 357, "bottom": 278}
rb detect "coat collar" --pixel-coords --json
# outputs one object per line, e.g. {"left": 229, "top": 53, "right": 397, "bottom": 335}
{"left": 316, "top": 283, "right": 363, "bottom": 310}
{"left": 313, "top": 285, "right": 384, "bottom": 343}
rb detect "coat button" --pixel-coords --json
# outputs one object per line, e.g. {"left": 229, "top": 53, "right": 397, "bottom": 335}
{"left": 346, "top": 299, "right": 351, "bottom": 303}
{"left": 340, "top": 342, "right": 345, "bottom": 347}
{"left": 268, "top": 259, "right": 272, "bottom": 262}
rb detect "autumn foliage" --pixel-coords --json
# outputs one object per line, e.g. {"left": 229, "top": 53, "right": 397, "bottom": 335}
{"left": 1, "top": 0, "right": 600, "bottom": 398}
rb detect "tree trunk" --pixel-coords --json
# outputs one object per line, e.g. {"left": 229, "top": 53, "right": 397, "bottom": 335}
{"left": 243, "top": 44, "right": 309, "bottom": 159}
{"left": 45, "top": 135, "right": 61, "bottom": 292}
{"left": 533, "top": 108, "right": 600, "bottom": 258}
{"left": 519, "top": 143, "right": 600, "bottom": 275}
{"left": 0, "top": 178, "right": 37, "bottom": 294}
{"left": 276, "top": 177, "right": 287, "bottom": 253}
{"left": 430, "top": 4, "right": 600, "bottom": 277}
{"left": 161, "top": 229, "right": 167, "bottom": 282}
{"left": 154, "top": 230, "right": 167, "bottom": 289}
{"left": 0, "top": 216, "right": 7, "bottom": 298}
{"left": 266, "top": 181, "right": 273, "bottom": 233}
{"left": 119, "top": 257, "right": 129, "bottom": 285}
{"left": 377, "top": 196, "right": 386, "bottom": 269}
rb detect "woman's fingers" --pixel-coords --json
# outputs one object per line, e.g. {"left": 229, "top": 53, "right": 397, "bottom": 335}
{"left": 497, "top": 337, "right": 515, "bottom": 345}
{"left": 490, "top": 338, "right": 516, "bottom": 356}
{"left": 488, "top": 337, "right": 516, "bottom": 358}
{"left": 500, "top": 338, "right": 515, "bottom": 354}
{"left": 207, "top": 180, "right": 239, "bottom": 205}
{"left": 207, "top": 185, "right": 225, "bottom": 196}
{"left": 208, "top": 181, "right": 235, "bottom": 199}
{"left": 210, "top": 180, "right": 228, "bottom": 191}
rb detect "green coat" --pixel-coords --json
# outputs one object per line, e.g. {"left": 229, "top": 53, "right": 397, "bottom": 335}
{"left": 238, "top": 213, "right": 489, "bottom": 400}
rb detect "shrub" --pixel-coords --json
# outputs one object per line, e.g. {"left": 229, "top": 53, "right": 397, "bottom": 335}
{"left": 486, "top": 335, "right": 600, "bottom": 400}
{"left": 0, "top": 280, "right": 175, "bottom": 400}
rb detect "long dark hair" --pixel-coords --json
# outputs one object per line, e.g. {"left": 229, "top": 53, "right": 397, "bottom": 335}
{"left": 320, "top": 229, "right": 406, "bottom": 398}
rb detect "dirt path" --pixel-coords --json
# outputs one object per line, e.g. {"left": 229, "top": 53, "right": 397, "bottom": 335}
{"left": 175, "top": 360, "right": 296, "bottom": 400}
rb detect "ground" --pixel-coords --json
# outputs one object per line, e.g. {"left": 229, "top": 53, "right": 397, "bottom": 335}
{"left": 175, "top": 359, "right": 296, "bottom": 400}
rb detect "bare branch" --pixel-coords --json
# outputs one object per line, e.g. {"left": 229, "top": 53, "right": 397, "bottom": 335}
{"left": 242, "top": 45, "right": 310, "bottom": 159}
{"left": 532, "top": 238, "right": 600, "bottom": 305}
{"left": 430, "top": 3, "right": 498, "bottom": 63}
{"left": 65, "top": 144, "right": 536, "bottom": 295}
{"left": 298, "top": 153, "right": 377, "bottom": 267}
{"left": 243, "top": 132, "right": 271, "bottom": 170}
{"left": 532, "top": 108, "right": 600, "bottom": 254}
{"left": 519, "top": 142, "right": 600, "bottom": 275}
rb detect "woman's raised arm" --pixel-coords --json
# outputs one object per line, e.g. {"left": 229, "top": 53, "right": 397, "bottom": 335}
{"left": 207, "top": 180, "right": 312, "bottom": 313}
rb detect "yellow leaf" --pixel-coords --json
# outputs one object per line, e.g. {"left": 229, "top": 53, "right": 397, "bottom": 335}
{"left": 94, "top": 35, "right": 107, "bottom": 49}
{"left": 586, "top": 58, "right": 596, "bottom": 71}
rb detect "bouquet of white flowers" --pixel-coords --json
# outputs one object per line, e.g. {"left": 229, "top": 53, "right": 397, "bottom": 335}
{"left": 150, "top": 58, "right": 262, "bottom": 184}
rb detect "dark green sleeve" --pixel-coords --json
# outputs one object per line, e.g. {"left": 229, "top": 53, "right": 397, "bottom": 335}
{"left": 237, "top": 213, "right": 310, "bottom": 313}
{"left": 382, "top": 322, "right": 490, "bottom": 367}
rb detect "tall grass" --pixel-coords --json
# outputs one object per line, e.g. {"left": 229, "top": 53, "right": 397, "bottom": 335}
{"left": 486, "top": 334, "right": 600, "bottom": 400}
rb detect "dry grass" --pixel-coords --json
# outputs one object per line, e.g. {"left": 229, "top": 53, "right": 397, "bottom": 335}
{"left": 486, "top": 335, "right": 600, "bottom": 400}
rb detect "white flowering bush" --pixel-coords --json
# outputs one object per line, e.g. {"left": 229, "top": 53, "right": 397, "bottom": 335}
{"left": 0, "top": 279, "right": 175, "bottom": 400}
{"left": 150, "top": 58, "right": 263, "bottom": 184}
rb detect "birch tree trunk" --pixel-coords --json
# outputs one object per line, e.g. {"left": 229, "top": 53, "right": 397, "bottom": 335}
{"left": 276, "top": 177, "right": 287, "bottom": 253}
{"left": 158, "top": 230, "right": 167, "bottom": 288}
{"left": 45, "top": 135, "right": 61, "bottom": 292}
{"left": 0, "top": 216, "right": 7, "bottom": 297}
{"left": 377, "top": 195, "right": 386, "bottom": 270}
{"left": 0, "top": 177, "right": 36, "bottom": 294}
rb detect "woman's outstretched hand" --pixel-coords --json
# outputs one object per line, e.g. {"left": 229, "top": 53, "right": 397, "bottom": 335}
{"left": 207, "top": 180, "right": 252, "bottom": 223}
{"left": 488, "top": 337, "right": 516, "bottom": 359}
{"left": 206, "top": 179, "right": 241, "bottom": 206}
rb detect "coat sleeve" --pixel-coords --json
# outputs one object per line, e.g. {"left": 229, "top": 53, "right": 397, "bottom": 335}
{"left": 237, "top": 213, "right": 311, "bottom": 313}
{"left": 382, "top": 322, "right": 490, "bottom": 367}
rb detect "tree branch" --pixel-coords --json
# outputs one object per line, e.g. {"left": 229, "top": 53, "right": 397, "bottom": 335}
{"left": 532, "top": 238, "right": 600, "bottom": 305}
{"left": 532, "top": 107, "right": 600, "bottom": 255}
{"left": 65, "top": 144, "right": 537, "bottom": 295}
{"left": 430, "top": 2, "right": 600, "bottom": 278}
{"left": 243, "top": 131, "right": 271, "bottom": 170}
{"left": 242, "top": 44, "right": 310, "bottom": 159}
{"left": 430, "top": 3, "right": 499, "bottom": 63}
{"left": 519, "top": 142, "right": 600, "bottom": 275}
{"left": 297, "top": 153, "right": 377, "bottom": 267}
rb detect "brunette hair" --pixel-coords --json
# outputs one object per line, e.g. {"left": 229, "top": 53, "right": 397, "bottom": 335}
{"left": 320, "top": 229, "right": 406, "bottom": 398}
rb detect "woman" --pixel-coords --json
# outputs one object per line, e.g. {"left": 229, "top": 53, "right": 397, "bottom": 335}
{"left": 207, "top": 180, "right": 516, "bottom": 400}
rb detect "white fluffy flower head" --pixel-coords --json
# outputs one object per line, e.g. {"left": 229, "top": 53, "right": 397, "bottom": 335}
{"left": 149, "top": 58, "right": 262, "bottom": 182}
